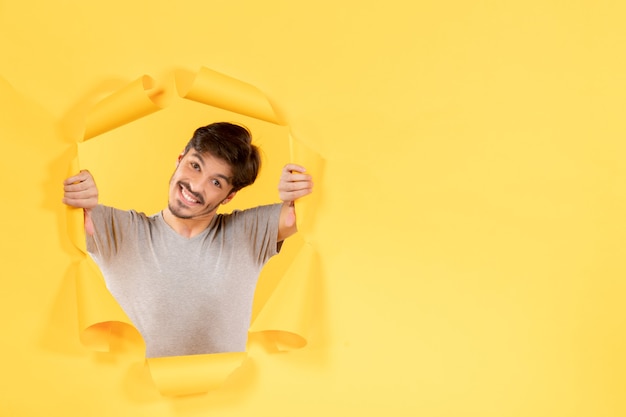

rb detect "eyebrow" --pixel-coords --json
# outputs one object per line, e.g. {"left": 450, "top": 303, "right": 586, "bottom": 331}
{"left": 191, "top": 152, "right": 233, "bottom": 184}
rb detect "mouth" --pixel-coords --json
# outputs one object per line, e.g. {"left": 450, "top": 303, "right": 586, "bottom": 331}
{"left": 178, "top": 183, "right": 203, "bottom": 205}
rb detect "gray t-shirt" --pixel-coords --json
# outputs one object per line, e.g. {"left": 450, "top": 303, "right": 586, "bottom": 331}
{"left": 86, "top": 203, "right": 283, "bottom": 358}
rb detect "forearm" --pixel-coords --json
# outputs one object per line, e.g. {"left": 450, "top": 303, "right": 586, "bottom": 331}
{"left": 277, "top": 201, "right": 297, "bottom": 242}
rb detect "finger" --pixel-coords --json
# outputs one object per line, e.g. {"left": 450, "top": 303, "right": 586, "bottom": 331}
{"left": 288, "top": 172, "right": 312, "bottom": 181}
{"left": 64, "top": 189, "right": 97, "bottom": 201}
{"left": 286, "top": 188, "right": 313, "bottom": 200}
{"left": 280, "top": 182, "right": 313, "bottom": 196}
{"left": 282, "top": 181, "right": 313, "bottom": 192}
{"left": 63, "top": 170, "right": 92, "bottom": 185}
{"left": 281, "top": 173, "right": 312, "bottom": 186}
{"left": 64, "top": 181, "right": 94, "bottom": 193}
{"left": 63, "top": 174, "right": 82, "bottom": 185}
{"left": 62, "top": 197, "right": 93, "bottom": 208}
{"left": 283, "top": 163, "right": 306, "bottom": 174}
{"left": 283, "top": 177, "right": 313, "bottom": 189}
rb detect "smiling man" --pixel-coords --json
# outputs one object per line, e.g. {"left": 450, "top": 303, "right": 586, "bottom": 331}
{"left": 62, "top": 122, "right": 313, "bottom": 358}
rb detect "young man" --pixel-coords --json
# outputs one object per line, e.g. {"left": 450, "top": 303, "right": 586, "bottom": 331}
{"left": 63, "top": 122, "right": 313, "bottom": 358}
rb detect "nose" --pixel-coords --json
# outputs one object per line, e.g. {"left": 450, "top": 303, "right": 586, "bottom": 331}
{"left": 185, "top": 169, "right": 202, "bottom": 190}
{"left": 187, "top": 177, "right": 202, "bottom": 194}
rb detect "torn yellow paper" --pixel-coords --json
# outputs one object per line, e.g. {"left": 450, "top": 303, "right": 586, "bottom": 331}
{"left": 83, "top": 75, "right": 163, "bottom": 141}
{"left": 250, "top": 243, "right": 320, "bottom": 351}
{"left": 177, "top": 67, "right": 280, "bottom": 125}
{"left": 69, "top": 66, "right": 324, "bottom": 396}
{"left": 146, "top": 352, "right": 247, "bottom": 397}
{"left": 75, "top": 258, "right": 143, "bottom": 353}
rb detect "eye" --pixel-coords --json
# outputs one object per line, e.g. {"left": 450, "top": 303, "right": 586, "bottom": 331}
{"left": 190, "top": 162, "right": 201, "bottom": 171}
{"left": 212, "top": 179, "right": 222, "bottom": 188}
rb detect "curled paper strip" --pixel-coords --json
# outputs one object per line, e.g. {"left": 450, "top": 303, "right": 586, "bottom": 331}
{"left": 249, "top": 242, "right": 320, "bottom": 351}
{"left": 83, "top": 75, "right": 163, "bottom": 141}
{"left": 176, "top": 67, "right": 280, "bottom": 124}
{"left": 75, "top": 258, "right": 143, "bottom": 353}
{"left": 67, "top": 66, "right": 323, "bottom": 396}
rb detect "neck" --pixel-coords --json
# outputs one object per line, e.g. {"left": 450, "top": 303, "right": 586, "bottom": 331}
{"left": 162, "top": 208, "right": 216, "bottom": 238}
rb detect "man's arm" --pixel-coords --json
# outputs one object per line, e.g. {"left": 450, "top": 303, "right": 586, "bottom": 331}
{"left": 277, "top": 164, "right": 314, "bottom": 242}
{"left": 63, "top": 170, "right": 99, "bottom": 236}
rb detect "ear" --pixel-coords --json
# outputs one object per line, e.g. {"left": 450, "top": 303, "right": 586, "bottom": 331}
{"left": 221, "top": 191, "right": 237, "bottom": 205}
{"left": 177, "top": 151, "right": 185, "bottom": 165}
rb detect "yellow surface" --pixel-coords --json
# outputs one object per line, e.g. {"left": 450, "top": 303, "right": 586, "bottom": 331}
{"left": 1, "top": 0, "right": 625, "bottom": 415}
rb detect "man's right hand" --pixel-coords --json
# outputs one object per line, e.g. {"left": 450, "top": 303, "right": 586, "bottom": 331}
{"left": 63, "top": 170, "right": 98, "bottom": 236}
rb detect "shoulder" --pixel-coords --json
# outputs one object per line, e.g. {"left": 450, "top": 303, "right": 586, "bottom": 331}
{"left": 221, "top": 203, "right": 282, "bottom": 222}
{"left": 91, "top": 204, "right": 152, "bottom": 223}
{"left": 212, "top": 204, "right": 282, "bottom": 234}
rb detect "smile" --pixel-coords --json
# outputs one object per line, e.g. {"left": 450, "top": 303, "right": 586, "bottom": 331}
{"left": 179, "top": 184, "right": 202, "bottom": 205}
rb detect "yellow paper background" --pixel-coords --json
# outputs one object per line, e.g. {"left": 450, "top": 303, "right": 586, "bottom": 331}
{"left": 1, "top": 0, "right": 625, "bottom": 415}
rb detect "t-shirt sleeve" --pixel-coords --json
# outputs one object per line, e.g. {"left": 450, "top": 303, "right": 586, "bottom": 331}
{"left": 228, "top": 203, "right": 283, "bottom": 265}
{"left": 86, "top": 205, "right": 135, "bottom": 260}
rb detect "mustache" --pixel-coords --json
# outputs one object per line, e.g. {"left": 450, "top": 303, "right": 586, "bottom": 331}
{"left": 178, "top": 181, "right": 204, "bottom": 204}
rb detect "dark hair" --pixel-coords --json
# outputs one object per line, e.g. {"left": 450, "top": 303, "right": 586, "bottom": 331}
{"left": 183, "top": 122, "right": 261, "bottom": 192}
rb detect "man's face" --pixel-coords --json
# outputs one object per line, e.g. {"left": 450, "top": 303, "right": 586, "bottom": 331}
{"left": 167, "top": 150, "right": 236, "bottom": 220}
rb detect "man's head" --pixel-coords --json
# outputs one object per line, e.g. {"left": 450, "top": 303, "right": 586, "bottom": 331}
{"left": 166, "top": 122, "right": 261, "bottom": 221}
{"left": 182, "top": 122, "right": 261, "bottom": 193}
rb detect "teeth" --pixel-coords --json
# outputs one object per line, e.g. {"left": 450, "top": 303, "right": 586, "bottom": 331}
{"left": 181, "top": 186, "right": 198, "bottom": 203}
